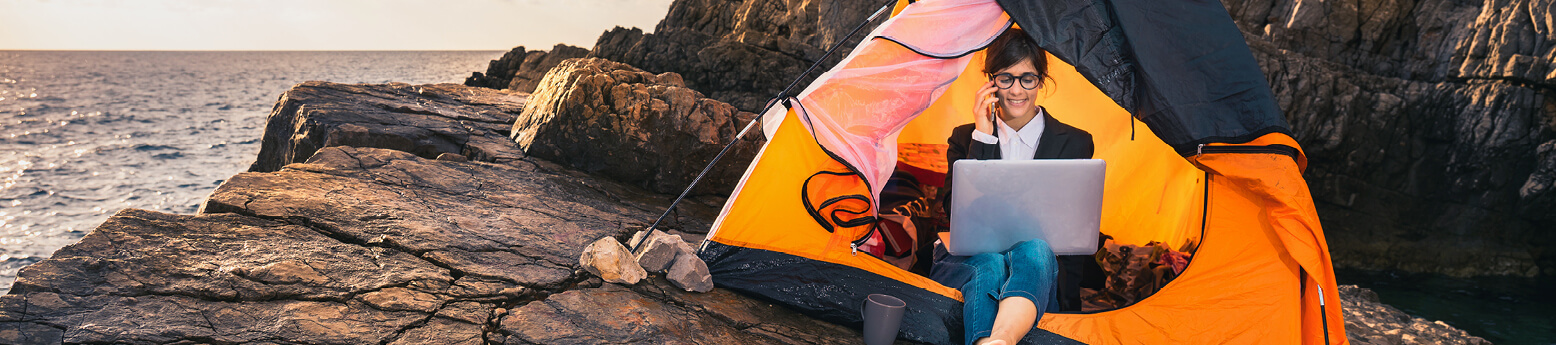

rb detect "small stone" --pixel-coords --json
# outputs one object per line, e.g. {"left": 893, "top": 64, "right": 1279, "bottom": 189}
{"left": 666, "top": 241, "right": 712, "bottom": 293}
{"left": 436, "top": 153, "right": 469, "bottom": 162}
{"left": 634, "top": 230, "right": 682, "bottom": 272}
{"left": 579, "top": 237, "right": 646, "bottom": 285}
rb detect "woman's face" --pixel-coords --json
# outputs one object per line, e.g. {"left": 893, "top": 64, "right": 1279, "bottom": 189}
{"left": 992, "top": 58, "right": 1041, "bottom": 119}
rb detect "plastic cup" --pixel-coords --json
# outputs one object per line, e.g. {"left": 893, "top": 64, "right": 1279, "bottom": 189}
{"left": 862, "top": 293, "right": 907, "bottom": 345}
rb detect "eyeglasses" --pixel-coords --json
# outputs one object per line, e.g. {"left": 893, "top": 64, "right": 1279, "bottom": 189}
{"left": 991, "top": 72, "right": 1041, "bottom": 90}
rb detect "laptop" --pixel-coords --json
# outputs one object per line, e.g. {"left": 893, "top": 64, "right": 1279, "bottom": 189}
{"left": 946, "top": 159, "right": 1105, "bottom": 256}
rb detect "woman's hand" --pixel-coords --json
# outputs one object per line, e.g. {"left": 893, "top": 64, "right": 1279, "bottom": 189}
{"left": 973, "top": 80, "right": 999, "bottom": 136}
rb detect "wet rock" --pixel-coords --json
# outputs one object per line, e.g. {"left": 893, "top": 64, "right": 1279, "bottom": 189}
{"left": 589, "top": 0, "right": 891, "bottom": 112}
{"left": 513, "top": 57, "right": 763, "bottom": 196}
{"left": 579, "top": 237, "right": 647, "bottom": 285}
{"left": 631, "top": 229, "right": 681, "bottom": 272}
{"left": 249, "top": 81, "right": 529, "bottom": 172}
{"left": 465, "top": 44, "right": 590, "bottom": 92}
{"left": 667, "top": 240, "right": 714, "bottom": 293}
{"left": 1338, "top": 285, "right": 1491, "bottom": 345}
{"left": 1222, "top": 0, "right": 1555, "bottom": 277}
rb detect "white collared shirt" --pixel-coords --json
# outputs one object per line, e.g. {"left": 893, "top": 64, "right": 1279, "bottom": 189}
{"left": 970, "top": 108, "right": 1046, "bottom": 160}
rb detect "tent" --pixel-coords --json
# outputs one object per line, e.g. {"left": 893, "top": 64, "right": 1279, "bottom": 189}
{"left": 694, "top": 0, "right": 1346, "bottom": 343}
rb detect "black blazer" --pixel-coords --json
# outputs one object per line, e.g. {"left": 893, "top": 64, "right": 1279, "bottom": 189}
{"left": 940, "top": 108, "right": 1095, "bottom": 216}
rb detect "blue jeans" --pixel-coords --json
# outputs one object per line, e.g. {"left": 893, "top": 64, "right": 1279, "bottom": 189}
{"left": 930, "top": 240, "right": 1059, "bottom": 345}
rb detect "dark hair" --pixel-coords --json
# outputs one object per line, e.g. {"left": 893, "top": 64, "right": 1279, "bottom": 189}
{"left": 982, "top": 29, "right": 1051, "bottom": 89}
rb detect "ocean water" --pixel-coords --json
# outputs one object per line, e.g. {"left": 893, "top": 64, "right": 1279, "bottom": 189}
{"left": 0, "top": 50, "right": 502, "bottom": 293}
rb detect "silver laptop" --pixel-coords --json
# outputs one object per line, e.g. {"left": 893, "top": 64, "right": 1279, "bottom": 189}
{"left": 947, "top": 159, "right": 1105, "bottom": 256}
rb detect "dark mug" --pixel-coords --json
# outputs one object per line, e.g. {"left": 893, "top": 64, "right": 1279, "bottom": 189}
{"left": 862, "top": 293, "right": 906, "bottom": 345}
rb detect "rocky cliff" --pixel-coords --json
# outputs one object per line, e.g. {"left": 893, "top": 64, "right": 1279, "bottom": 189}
{"left": 464, "top": 44, "right": 591, "bottom": 93}
{"left": 1222, "top": 0, "right": 1554, "bottom": 277}
{"left": 587, "top": 0, "right": 892, "bottom": 112}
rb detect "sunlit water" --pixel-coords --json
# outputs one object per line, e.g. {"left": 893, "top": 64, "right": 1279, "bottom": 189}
{"left": 0, "top": 50, "right": 501, "bottom": 293}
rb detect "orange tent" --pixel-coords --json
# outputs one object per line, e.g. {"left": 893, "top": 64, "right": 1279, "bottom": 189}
{"left": 695, "top": 0, "right": 1345, "bottom": 343}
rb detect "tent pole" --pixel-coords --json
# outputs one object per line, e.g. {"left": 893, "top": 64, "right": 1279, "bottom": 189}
{"left": 637, "top": 1, "right": 894, "bottom": 251}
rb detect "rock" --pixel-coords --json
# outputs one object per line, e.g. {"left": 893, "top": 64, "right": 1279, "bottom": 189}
{"left": 249, "top": 81, "right": 529, "bottom": 173}
{"left": 436, "top": 152, "right": 469, "bottom": 162}
{"left": 513, "top": 57, "right": 763, "bottom": 196}
{"left": 0, "top": 140, "right": 812, "bottom": 343}
{"left": 465, "top": 44, "right": 591, "bottom": 92}
{"left": 631, "top": 229, "right": 682, "bottom": 272}
{"left": 0, "top": 210, "right": 443, "bottom": 344}
{"left": 667, "top": 240, "right": 713, "bottom": 293}
{"left": 497, "top": 279, "right": 858, "bottom": 344}
{"left": 1452, "top": 0, "right": 1555, "bottom": 87}
{"left": 580, "top": 237, "right": 647, "bottom": 285}
{"left": 1338, "top": 285, "right": 1491, "bottom": 345}
{"left": 588, "top": 0, "right": 891, "bottom": 112}
{"left": 361, "top": 287, "right": 445, "bottom": 313}
{"left": 1220, "top": 0, "right": 1555, "bottom": 277}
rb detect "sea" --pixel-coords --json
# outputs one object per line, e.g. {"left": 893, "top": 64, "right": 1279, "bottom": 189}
{"left": 0, "top": 50, "right": 501, "bottom": 294}
{"left": 1, "top": 50, "right": 1551, "bottom": 344}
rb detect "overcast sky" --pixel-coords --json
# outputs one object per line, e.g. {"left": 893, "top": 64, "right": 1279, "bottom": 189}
{"left": 0, "top": 0, "right": 675, "bottom": 51}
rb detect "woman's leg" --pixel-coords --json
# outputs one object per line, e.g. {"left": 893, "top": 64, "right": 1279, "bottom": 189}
{"left": 980, "top": 239, "right": 1059, "bottom": 344}
{"left": 959, "top": 252, "right": 1007, "bottom": 345}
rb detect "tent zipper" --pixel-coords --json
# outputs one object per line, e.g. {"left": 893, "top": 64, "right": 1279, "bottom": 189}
{"left": 850, "top": 226, "right": 880, "bottom": 256}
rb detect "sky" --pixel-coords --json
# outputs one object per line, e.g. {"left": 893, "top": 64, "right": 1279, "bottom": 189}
{"left": 0, "top": 0, "right": 676, "bottom": 51}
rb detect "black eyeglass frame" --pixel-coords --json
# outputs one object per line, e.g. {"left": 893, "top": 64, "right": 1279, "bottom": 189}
{"left": 988, "top": 72, "right": 1041, "bottom": 90}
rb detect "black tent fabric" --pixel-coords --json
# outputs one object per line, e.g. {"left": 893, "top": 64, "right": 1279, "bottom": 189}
{"left": 995, "top": 0, "right": 1290, "bottom": 155}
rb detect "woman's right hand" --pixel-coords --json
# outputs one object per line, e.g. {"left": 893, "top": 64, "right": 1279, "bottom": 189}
{"left": 973, "top": 80, "right": 999, "bottom": 136}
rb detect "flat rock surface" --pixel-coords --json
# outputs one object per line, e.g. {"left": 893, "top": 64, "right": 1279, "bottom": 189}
{"left": 249, "top": 81, "right": 531, "bottom": 173}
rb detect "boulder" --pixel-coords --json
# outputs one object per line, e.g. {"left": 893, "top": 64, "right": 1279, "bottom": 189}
{"left": 1221, "top": 0, "right": 1555, "bottom": 277}
{"left": 579, "top": 237, "right": 647, "bottom": 285}
{"left": 465, "top": 44, "right": 591, "bottom": 92}
{"left": 249, "top": 81, "right": 529, "bottom": 172}
{"left": 513, "top": 57, "right": 763, "bottom": 196}
{"left": 666, "top": 240, "right": 714, "bottom": 293}
{"left": 631, "top": 229, "right": 682, "bottom": 272}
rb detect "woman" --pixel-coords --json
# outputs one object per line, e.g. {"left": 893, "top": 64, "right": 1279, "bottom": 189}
{"left": 932, "top": 28, "right": 1095, "bottom": 345}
